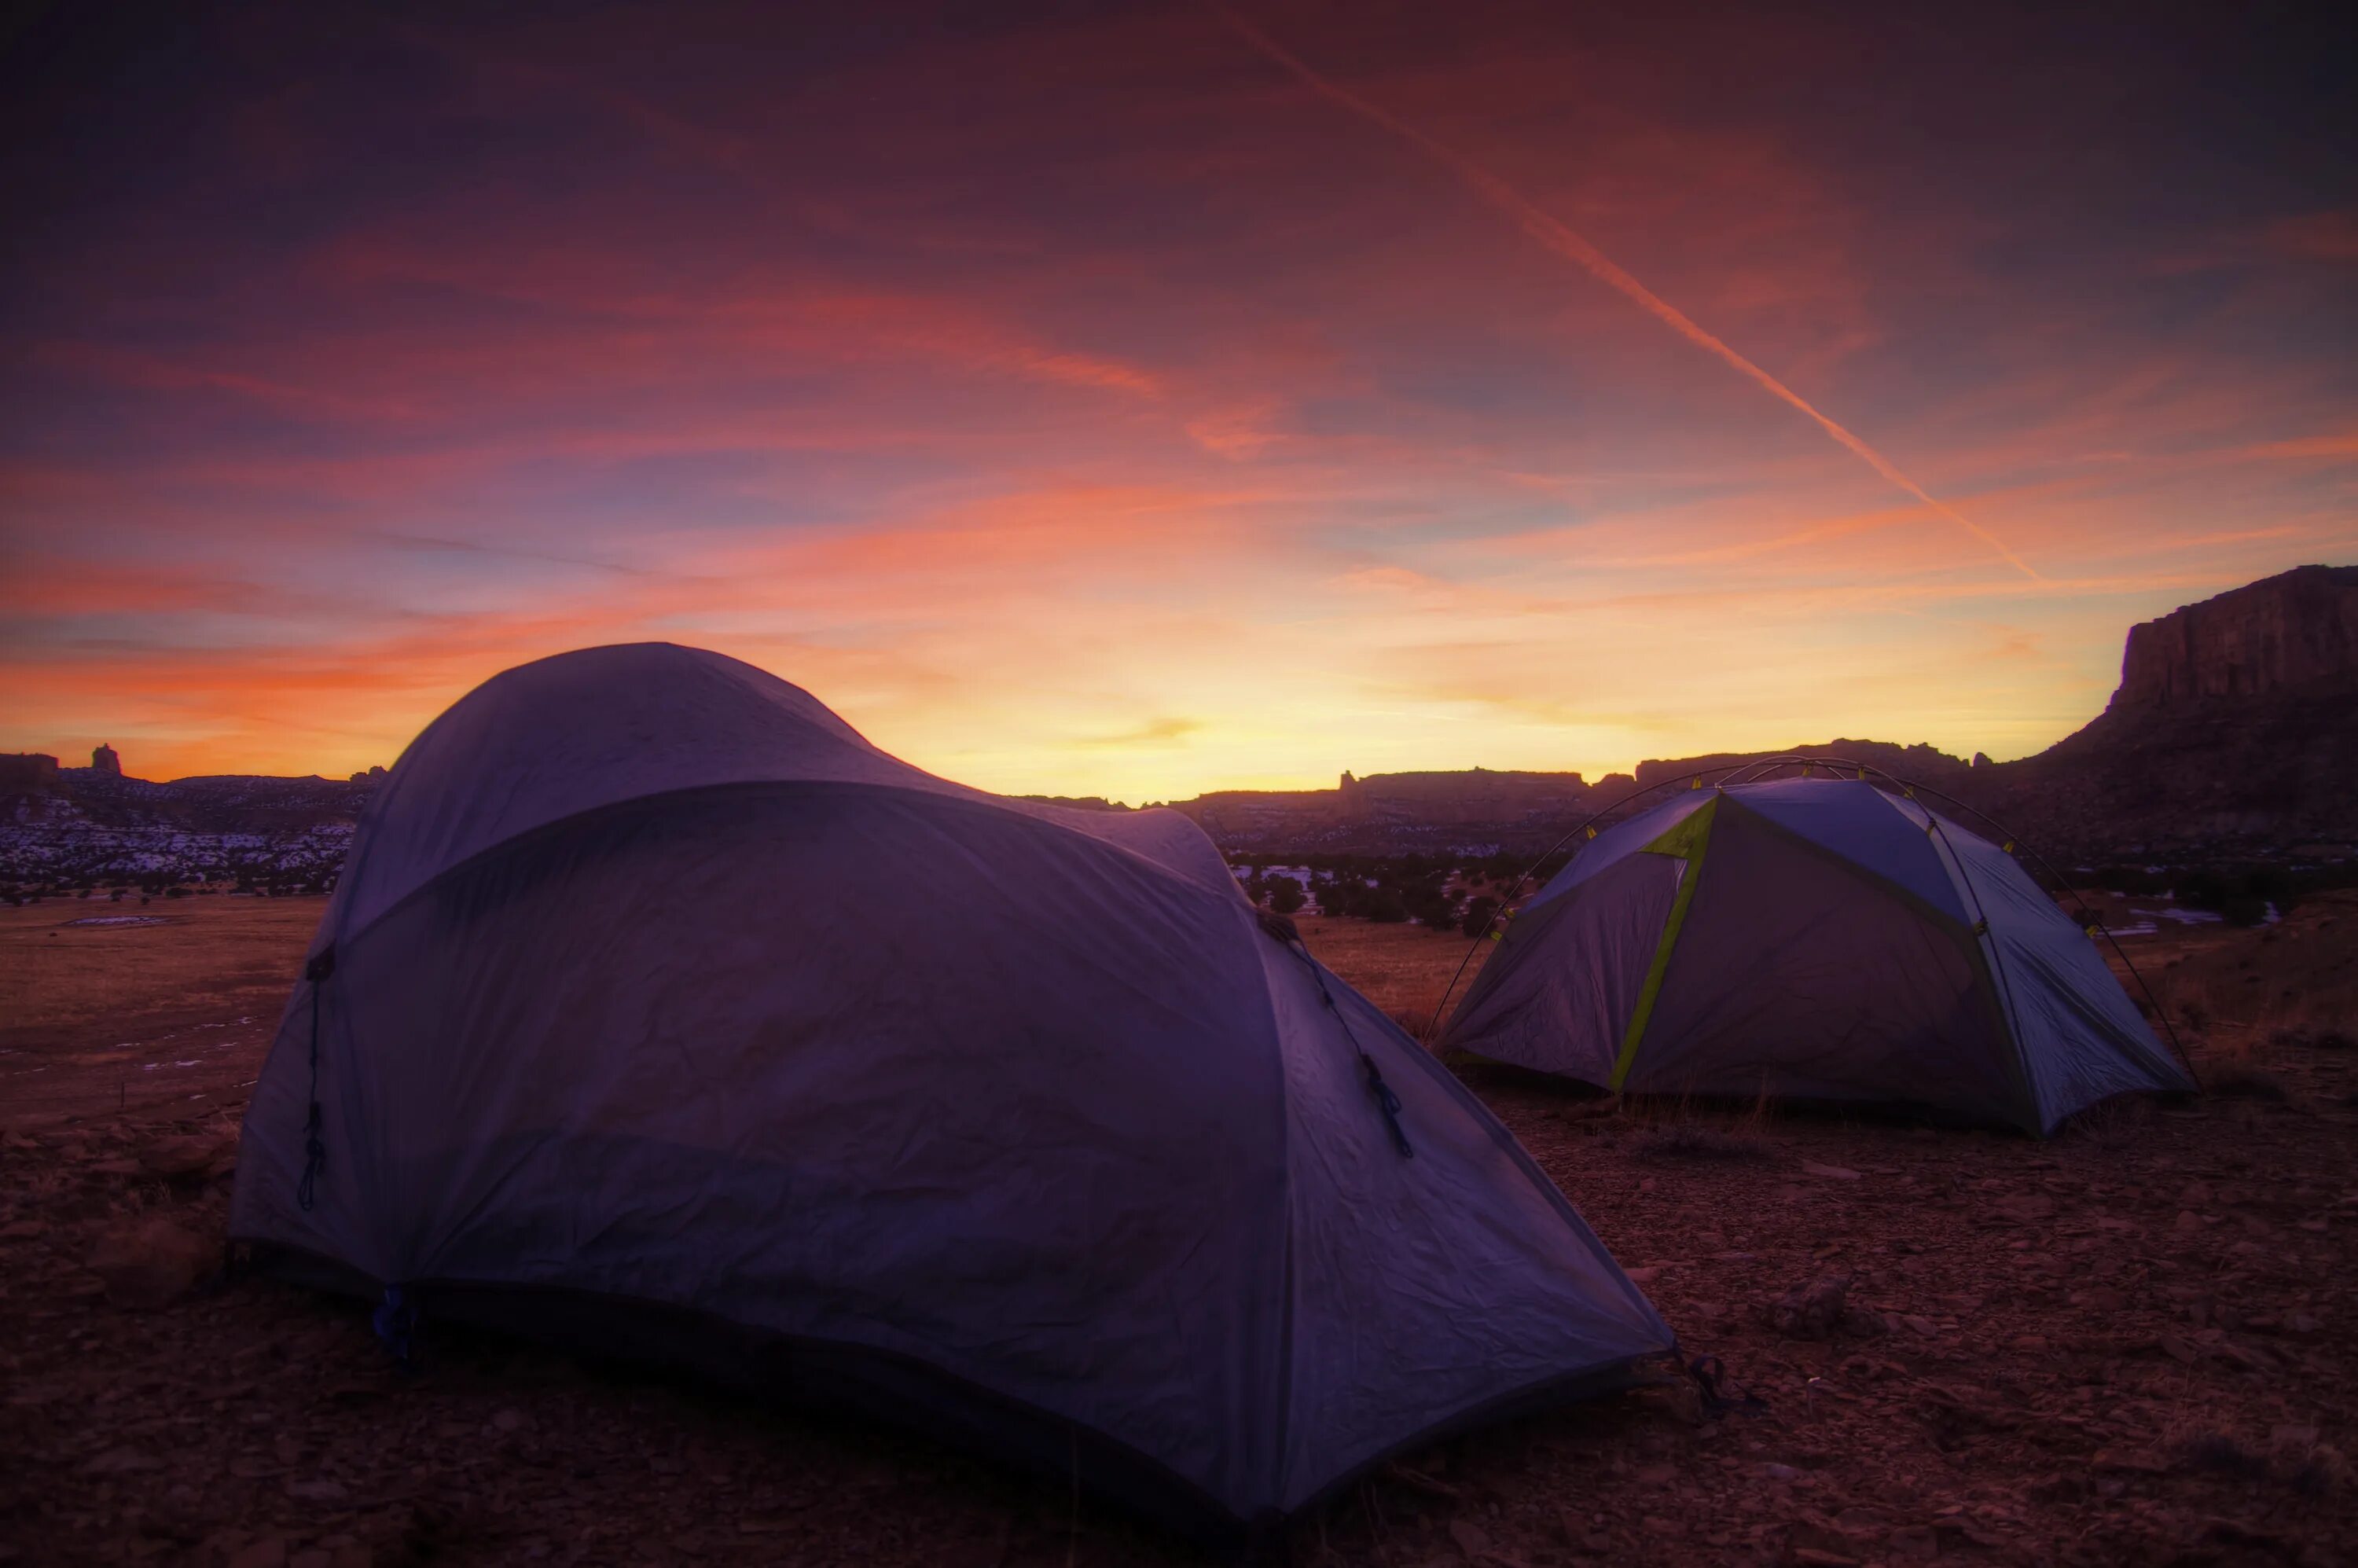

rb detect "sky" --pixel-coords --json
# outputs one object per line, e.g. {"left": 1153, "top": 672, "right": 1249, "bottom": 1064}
{"left": 2, "top": 1, "right": 2353, "bottom": 800}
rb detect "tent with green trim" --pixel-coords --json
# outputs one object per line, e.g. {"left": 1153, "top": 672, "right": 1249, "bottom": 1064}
{"left": 1442, "top": 778, "right": 2192, "bottom": 1135}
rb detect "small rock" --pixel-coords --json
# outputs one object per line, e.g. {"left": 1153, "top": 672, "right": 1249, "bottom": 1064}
{"left": 284, "top": 1478, "right": 348, "bottom": 1502}
{"left": 0, "top": 1219, "right": 45, "bottom": 1239}
{"left": 1902, "top": 1314, "right": 1941, "bottom": 1337}
{"left": 1838, "top": 1305, "right": 1887, "bottom": 1338}
{"left": 1766, "top": 1271, "right": 1854, "bottom": 1340}
{"left": 1886, "top": 1525, "right": 1939, "bottom": 1560}
{"left": 1802, "top": 1161, "right": 1860, "bottom": 1181}
{"left": 490, "top": 1408, "right": 526, "bottom": 1433}
{"left": 2219, "top": 1341, "right": 2277, "bottom": 1372}
{"left": 85, "top": 1217, "right": 215, "bottom": 1309}
{"left": 139, "top": 1133, "right": 234, "bottom": 1180}
{"left": 1448, "top": 1518, "right": 1493, "bottom": 1558}
{"left": 2174, "top": 1210, "right": 2205, "bottom": 1234}
{"left": 227, "top": 1540, "right": 288, "bottom": 1568}
{"left": 80, "top": 1445, "right": 162, "bottom": 1474}
{"left": 1758, "top": 1462, "right": 1802, "bottom": 1482}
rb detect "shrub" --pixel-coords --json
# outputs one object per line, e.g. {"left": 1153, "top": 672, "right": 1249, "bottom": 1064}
{"left": 1460, "top": 896, "right": 1500, "bottom": 939}
{"left": 2209, "top": 1068, "right": 2288, "bottom": 1102}
{"left": 1268, "top": 877, "right": 1306, "bottom": 916}
{"left": 2220, "top": 894, "right": 2269, "bottom": 927}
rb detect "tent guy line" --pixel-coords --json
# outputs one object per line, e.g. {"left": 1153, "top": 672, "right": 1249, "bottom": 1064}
{"left": 1217, "top": 7, "right": 2046, "bottom": 582}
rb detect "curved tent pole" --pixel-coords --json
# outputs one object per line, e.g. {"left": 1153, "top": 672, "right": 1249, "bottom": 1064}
{"left": 1423, "top": 756, "right": 2196, "bottom": 1088}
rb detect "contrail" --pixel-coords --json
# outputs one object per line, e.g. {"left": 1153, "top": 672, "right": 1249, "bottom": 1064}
{"left": 1219, "top": 9, "right": 2042, "bottom": 580}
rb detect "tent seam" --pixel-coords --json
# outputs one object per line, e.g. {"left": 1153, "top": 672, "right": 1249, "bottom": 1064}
{"left": 329, "top": 777, "right": 1232, "bottom": 957}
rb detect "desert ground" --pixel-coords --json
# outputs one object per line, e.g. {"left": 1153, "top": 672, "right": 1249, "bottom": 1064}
{"left": 2, "top": 894, "right": 2354, "bottom": 1566}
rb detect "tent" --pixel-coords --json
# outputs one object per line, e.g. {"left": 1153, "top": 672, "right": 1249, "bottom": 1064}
{"left": 230, "top": 644, "right": 1670, "bottom": 1537}
{"left": 1444, "top": 778, "right": 2193, "bottom": 1135}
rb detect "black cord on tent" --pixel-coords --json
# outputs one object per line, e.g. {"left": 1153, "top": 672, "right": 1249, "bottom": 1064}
{"left": 1423, "top": 757, "right": 2197, "bottom": 1088}
{"left": 1260, "top": 910, "right": 1412, "bottom": 1158}
{"left": 296, "top": 945, "right": 334, "bottom": 1211}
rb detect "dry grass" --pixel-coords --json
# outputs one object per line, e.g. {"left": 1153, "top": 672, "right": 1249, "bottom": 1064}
{"left": 1630, "top": 1122, "right": 1773, "bottom": 1163}
{"left": 1292, "top": 915, "right": 1486, "bottom": 1041}
{"left": 0, "top": 896, "right": 324, "bottom": 1124}
{"left": 2126, "top": 889, "right": 2358, "bottom": 1067}
{"left": 6, "top": 886, "right": 2358, "bottom": 1564}
{"left": 0, "top": 896, "right": 321, "bottom": 1041}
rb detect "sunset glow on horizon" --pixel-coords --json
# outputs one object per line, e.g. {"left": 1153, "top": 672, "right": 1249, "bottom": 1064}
{"left": 3, "top": 2, "right": 2352, "bottom": 801}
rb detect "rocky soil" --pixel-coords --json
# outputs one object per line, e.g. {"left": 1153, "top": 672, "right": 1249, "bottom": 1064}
{"left": 2, "top": 904, "right": 2353, "bottom": 1566}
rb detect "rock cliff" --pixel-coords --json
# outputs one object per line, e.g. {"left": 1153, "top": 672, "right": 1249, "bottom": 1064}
{"left": 2112, "top": 565, "right": 2358, "bottom": 707}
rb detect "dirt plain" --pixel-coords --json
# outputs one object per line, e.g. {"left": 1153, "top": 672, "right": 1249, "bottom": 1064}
{"left": 2, "top": 893, "right": 2353, "bottom": 1566}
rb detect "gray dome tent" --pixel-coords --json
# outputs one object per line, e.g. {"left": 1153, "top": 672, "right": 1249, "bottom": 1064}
{"left": 230, "top": 644, "right": 1671, "bottom": 1537}
{"left": 1444, "top": 777, "right": 2193, "bottom": 1136}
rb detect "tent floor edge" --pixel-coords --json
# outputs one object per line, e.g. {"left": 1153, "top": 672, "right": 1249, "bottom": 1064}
{"left": 229, "top": 1242, "right": 1660, "bottom": 1547}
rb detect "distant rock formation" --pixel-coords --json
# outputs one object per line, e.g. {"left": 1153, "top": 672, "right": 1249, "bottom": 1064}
{"left": 1170, "top": 768, "right": 1588, "bottom": 852}
{"left": 5, "top": 567, "right": 2349, "bottom": 878}
{"left": 1633, "top": 740, "right": 1971, "bottom": 791}
{"left": 1, "top": 764, "right": 377, "bottom": 888}
{"left": 0, "top": 754, "right": 62, "bottom": 796}
{"left": 2112, "top": 565, "right": 2358, "bottom": 707}
{"left": 1971, "top": 567, "right": 2358, "bottom": 854}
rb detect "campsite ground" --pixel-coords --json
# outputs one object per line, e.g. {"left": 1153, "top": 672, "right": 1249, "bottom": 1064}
{"left": 2, "top": 894, "right": 2354, "bottom": 1566}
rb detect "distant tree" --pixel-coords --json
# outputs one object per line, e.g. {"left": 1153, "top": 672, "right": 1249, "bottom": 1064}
{"left": 1460, "top": 895, "right": 1500, "bottom": 939}
{"left": 2220, "top": 894, "right": 2269, "bottom": 927}
{"left": 2177, "top": 869, "right": 2227, "bottom": 910}
{"left": 1405, "top": 886, "right": 1457, "bottom": 930}
{"left": 1269, "top": 877, "right": 1306, "bottom": 916}
{"left": 1363, "top": 886, "right": 1408, "bottom": 924}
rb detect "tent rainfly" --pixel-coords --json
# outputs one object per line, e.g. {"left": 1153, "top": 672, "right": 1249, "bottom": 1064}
{"left": 1444, "top": 778, "right": 2194, "bottom": 1136}
{"left": 230, "top": 643, "right": 1672, "bottom": 1538}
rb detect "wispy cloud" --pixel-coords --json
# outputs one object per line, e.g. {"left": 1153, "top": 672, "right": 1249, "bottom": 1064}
{"left": 1218, "top": 7, "right": 2044, "bottom": 579}
{"left": 2, "top": 3, "right": 2350, "bottom": 795}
